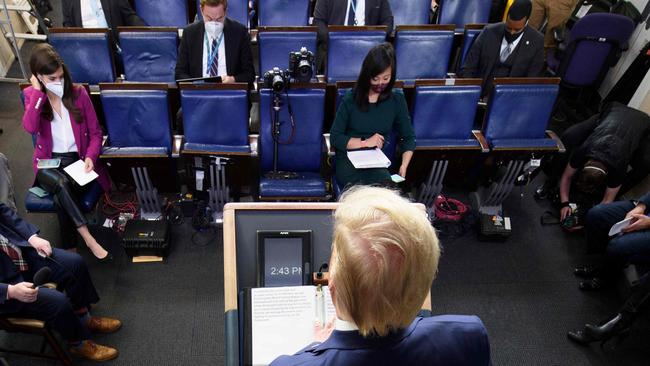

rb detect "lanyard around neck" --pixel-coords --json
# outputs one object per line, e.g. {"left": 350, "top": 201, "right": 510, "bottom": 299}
{"left": 204, "top": 31, "right": 224, "bottom": 71}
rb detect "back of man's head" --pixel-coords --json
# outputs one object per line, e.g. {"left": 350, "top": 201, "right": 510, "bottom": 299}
{"left": 576, "top": 159, "right": 608, "bottom": 195}
{"left": 331, "top": 186, "right": 440, "bottom": 337}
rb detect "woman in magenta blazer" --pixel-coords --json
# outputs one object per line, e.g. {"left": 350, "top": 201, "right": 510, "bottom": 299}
{"left": 22, "top": 43, "right": 111, "bottom": 261}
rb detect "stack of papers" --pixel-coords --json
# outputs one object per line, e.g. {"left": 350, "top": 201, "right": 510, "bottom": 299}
{"left": 347, "top": 148, "right": 391, "bottom": 169}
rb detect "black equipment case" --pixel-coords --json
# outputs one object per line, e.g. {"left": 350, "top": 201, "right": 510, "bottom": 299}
{"left": 122, "top": 219, "right": 171, "bottom": 257}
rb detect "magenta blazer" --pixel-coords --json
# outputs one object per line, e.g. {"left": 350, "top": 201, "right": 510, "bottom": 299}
{"left": 22, "top": 86, "right": 111, "bottom": 192}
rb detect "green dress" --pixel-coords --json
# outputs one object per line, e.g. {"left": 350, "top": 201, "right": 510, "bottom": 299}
{"left": 330, "top": 90, "right": 416, "bottom": 187}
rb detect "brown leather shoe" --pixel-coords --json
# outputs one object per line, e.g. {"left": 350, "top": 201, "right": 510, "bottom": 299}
{"left": 86, "top": 316, "right": 122, "bottom": 334}
{"left": 69, "top": 340, "right": 118, "bottom": 362}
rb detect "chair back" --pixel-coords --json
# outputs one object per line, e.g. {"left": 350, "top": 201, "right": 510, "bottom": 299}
{"left": 556, "top": 13, "right": 635, "bottom": 87}
{"left": 118, "top": 27, "right": 178, "bottom": 82}
{"left": 48, "top": 28, "right": 115, "bottom": 84}
{"left": 135, "top": 0, "right": 188, "bottom": 27}
{"left": 483, "top": 78, "right": 560, "bottom": 150}
{"left": 395, "top": 25, "right": 454, "bottom": 84}
{"left": 388, "top": 0, "right": 430, "bottom": 27}
{"left": 258, "top": 0, "right": 310, "bottom": 26}
{"left": 437, "top": 0, "right": 490, "bottom": 32}
{"left": 411, "top": 79, "right": 481, "bottom": 147}
{"left": 327, "top": 26, "right": 387, "bottom": 83}
{"left": 259, "top": 84, "right": 325, "bottom": 172}
{"left": 100, "top": 83, "right": 172, "bottom": 155}
{"left": 458, "top": 24, "right": 485, "bottom": 71}
{"left": 180, "top": 83, "right": 249, "bottom": 154}
{"left": 257, "top": 27, "right": 317, "bottom": 77}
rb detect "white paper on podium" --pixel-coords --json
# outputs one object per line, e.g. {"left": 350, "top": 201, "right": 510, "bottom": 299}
{"left": 63, "top": 160, "right": 98, "bottom": 186}
{"left": 347, "top": 148, "right": 391, "bottom": 169}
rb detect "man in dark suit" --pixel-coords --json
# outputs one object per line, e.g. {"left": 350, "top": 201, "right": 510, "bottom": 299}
{"left": 0, "top": 203, "right": 121, "bottom": 362}
{"left": 270, "top": 187, "right": 492, "bottom": 366}
{"left": 459, "top": 0, "right": 544, "bottom": 95}
{"left": 313, "top": 0, "right": 394, "bottom": 73}
{"left": 61, "top": 0, "right": 145, "bottom": 41}
{"left": 175, "top": 0, "right": 255, "bottom": 83}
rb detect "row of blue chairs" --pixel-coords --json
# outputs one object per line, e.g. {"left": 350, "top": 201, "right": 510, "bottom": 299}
{"left": 22, "top": 77, "right": 564, "bottom": 209}
{"left": 48, "top": 24, "right": 484, "bottom": 85}
{"left": 133, "top": 0, "right": 490, "bottom": 32}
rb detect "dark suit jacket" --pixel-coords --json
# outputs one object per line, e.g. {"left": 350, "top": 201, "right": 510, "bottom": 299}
{"left": 61, "top": 0, "right": 145, "bottom": 41}
{"left": 313, "top": 0, "right": 394, "bottom": 40}
{"left": 270, "top": 315, "right": 492, "bottom": 366}
{"left": 459, "top": 23, "right": 544, "bottom": 91}
{"left": 0, "top": 203, "right": 39, "bottom": 305}
{"left": 174, "top": 18, "right": 255, "bottom": 83}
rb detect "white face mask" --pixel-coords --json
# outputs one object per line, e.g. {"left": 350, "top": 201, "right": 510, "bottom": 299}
{"left": 204, "top": 21, "right": 224, "bottom": 38}
{"left": 41, "top": 77, "right": 65, "bottom": 98}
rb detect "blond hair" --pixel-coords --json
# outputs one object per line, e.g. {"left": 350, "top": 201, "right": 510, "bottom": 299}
{"left": 331, "top": 186, "right": 440, "bottom": 337}
{"left": 200, "top": 0, "right": 227, "bottom": 8}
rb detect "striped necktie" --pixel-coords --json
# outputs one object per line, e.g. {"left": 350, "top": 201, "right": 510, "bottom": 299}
{"left": 209, "top": 38, "right": 219, "bottom": 77}
{"left": 0, "top": 233, "right": 28, "bottom": 271}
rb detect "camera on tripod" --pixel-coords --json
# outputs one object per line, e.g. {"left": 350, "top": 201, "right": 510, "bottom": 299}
{"left": 288, "top": 47, "right": 315, "bottom": 82}
{"left": 263, "top": 67, "right": 289, "bottom": 93}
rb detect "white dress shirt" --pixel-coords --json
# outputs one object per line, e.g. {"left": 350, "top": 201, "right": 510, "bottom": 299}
{"left": 335, "top": 317, "right": 359, "bottom": 332}
{"left": 51, "top": 103, "right": 78, "bottom": 153}
{"left": 345, "top": 0, "right": 366, "bottom": 26}
{"left": 499, "top": 32, "right": 524, "bottom": 59}
{"left": 202, "top": 31, "right": 227, "bottom": 78}
{"left": 80, "top": 0, "right": 108, "bottom": 28}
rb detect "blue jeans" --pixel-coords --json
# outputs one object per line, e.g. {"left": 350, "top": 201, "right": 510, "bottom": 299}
{"left": 586, "top": 201, "right": 650, "bottom": 264}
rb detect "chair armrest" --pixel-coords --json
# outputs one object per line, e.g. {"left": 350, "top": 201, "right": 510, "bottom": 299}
{"left": 323, "top": 133, "right": 335, "bottom": 157}
{"left": 546, "top": 130, "right": 566, "bottom": 153}
{"left": 172, "top": 135, "right": 184, "bottom": 158}
{"left": 249, "top": 134, "right": 259, "bottom": 157}
{"left": 472, "top": 130, "right": 490, "bottom": 153}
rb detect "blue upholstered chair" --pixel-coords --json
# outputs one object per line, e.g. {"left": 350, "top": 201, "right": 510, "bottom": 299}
{"left": 196, "top": 0, "right": 249, "bottom": 27}
{"left": 48, "top": 28, "right": 115, "bottom": 85}
{"left": 394, "top": 25, "right": 454, "bottom": 84}
{"left": 99, "top": 83, "right": 172, "bottom": 158}
{"left": 180, "top": 83, "right": 250, "bottom": 155}
{"left": 437, "top": 0, "right": 491, "bottom": 32}
{"left": 258, "top": 83, "right": 328, "bottom": 200}
{"left": 18, "top": 83, "right": 105, "bottom": 213}
{"left": 388, "top": 0, "right": 430, "bottom": 27}
{"left": 118, "top": 27, "right": 178, "bottom": 82}
{"left": 257, "top": 27, "right": 317, "bottom": 77}
{"left": 326, "top": 26, "right": 387, "bottom": 83}
{"left": 547, "top": 13, "right": 635, "bottom": 89}
{"left": 412, "top": 79, "right": 485, "bottom": 151}
{"left": 411, "top": 79, "right": 488, "bottom": 206}
{"left": 258, "top": 0, "right": 310, "bottom": 26}
{"left": 482, "top": 78, "right": 564, "bottom": 152}
{"left": 457, "top": 24, "right": 485, "bottom": 72}
{"left": 134, "top": 0, "right": 188, "bottom": 27}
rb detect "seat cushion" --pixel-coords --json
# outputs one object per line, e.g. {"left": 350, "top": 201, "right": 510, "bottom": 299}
{"left": 183, "top": 142, "right": 249, "bottom": 155}
{"left": 260, "top": 172, "right": 326, "bottom": 198}
{"left": 25, "top": 181, "right": 103, "bottom": 213}
{"left": 416, "top": 138, "right": 480, "bottom": 149}
{"left": 490, "top": 138, "right": 558, "bottom": 150}
{"left": 101, "top": 146, "right": 169, "bottom": 157}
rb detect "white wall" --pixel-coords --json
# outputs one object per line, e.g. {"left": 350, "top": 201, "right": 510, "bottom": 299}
{"left": 599, "top": 0, "right": 650, "bottom": 98}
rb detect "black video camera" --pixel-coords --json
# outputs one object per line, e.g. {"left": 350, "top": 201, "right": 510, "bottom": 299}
{"left": 288, "top": 47, "right": 314, "bottom": 83}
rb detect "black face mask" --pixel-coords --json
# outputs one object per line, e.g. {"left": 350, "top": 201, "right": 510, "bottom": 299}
{"left": 504, "top": 29, "right": 524, "bottom": 44}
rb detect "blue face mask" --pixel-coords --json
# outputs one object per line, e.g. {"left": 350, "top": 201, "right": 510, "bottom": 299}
{"left": 371, "top": 83, "right": 388, "bottom": 94}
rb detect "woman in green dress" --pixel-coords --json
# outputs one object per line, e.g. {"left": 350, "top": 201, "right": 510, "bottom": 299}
{"left": 330, "top": 43, "right": 416, "bottom": 188}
